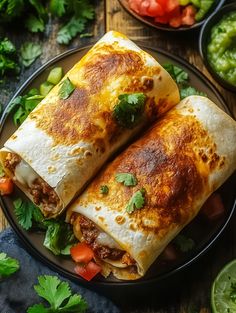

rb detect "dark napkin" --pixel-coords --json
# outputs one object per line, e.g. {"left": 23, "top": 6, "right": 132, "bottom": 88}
{"left": 0, "top": 228, "right": 120, "bottom": 313}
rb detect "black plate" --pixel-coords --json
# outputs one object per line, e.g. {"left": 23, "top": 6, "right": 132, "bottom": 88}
{"left": 0, "top": 45, "right": 235, "bottom": 288}
{"left": 118, "top": 0, "right": 225, "bottom": 32}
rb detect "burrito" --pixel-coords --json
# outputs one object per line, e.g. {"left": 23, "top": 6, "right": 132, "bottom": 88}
{"left": 67, "top": 96, "right": 236, "bottom": 280}
{"left": 0, "top": 31, "right": 179, "bottom": 217}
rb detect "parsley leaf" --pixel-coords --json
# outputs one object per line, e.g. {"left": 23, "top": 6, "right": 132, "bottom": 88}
{"left": 59, "top": 78, "right": 75, "bottom": 99}
{"left": 13, "top": 198, "right": 43, "bottom": 230}
{"left": 115, "top": 173, "right": 137, "bottom": 187}
{"left": 100, "top": 185, "right": 109, "bottom": 194}
{"left": 57, "top": 16, "right": 86, "bottom": 45}
{"left": 126, "top": 188, "right": 146, "bottom": 214}
{"left": 25, "top": 15, "right": 45, "bottom": 33}
{"left": 0, "top": 38, "right": 19, "bottom": 77}
{"left": 180, "top": 86, "right": 207, "bottom": 100}
{"left": 174, "top": 234, "right": 195, "bottom": 252}
{"left": 20, "top": 42, "right": 42, "bottom": 67}
{"left": 27, "top": 275, "right": 87, "bottom": 313}
{"left": 113, "top": 93, "right": 146, "bottom": 129}
{"left": 50, "top": 0, "right": 67, "bottom": 17}
{"left": 0, "top": 252, "right": 20, "bottom": 278}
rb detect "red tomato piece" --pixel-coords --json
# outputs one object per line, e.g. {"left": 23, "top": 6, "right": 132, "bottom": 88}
{"left": 75, "top": 261, "right": 102, "bottom": 281}
{"left": 155, "top": 13, "right": 169, "bottom": 24}
{"left": 70, "top": 242, "right": 94, "bottom": 263}
{"left": 201, "top": 193, "right": 225, "bottom": 220}
{"left": 128, "top": 0, "right": 142, "bottom": 14}
{"left": 181, "top": 5, "right": 196, "bottom": 26}
{"left": 147, "top": 0, "right": 165, "bottom": 17}
{"left": 139, "top": 0, "right": 150, "bottom": 16}
{"left": 0, "top": 177, "right": 14, "bottom": 195}
{"left": 169, "top": 15, "right": 182, "bottom": 28}
{"left": 165, "top": 0, "right": 180, "bottom": 13}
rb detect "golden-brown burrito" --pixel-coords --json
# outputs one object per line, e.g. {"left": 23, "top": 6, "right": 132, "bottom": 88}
{"left": 67, "top": 96, "right": 236, "bottom": 280}
{"left": 0, "top": 31, "right": 179, "bottom": 217}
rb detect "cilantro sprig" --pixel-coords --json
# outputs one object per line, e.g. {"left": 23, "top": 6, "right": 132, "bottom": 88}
{"left": 59, "top": 78, "right": 75, "bottom": 100}
{"left": 27, "top": 275, "right": 87, "bottom": 313}
{"left": 100, "top": 185, "right": 109, "bottom": 195}
{"left": 126, "top": 188, "right": 146, "bottom": 214}
{"left": 0, "top": 37, "right": 20, "bottom": 77}
{"left": 115, "top": 173, "right": 137, "bottom": 187}
{"left": 163, "top": 63, "right": 207, "bottom": 100}
{"left": 113, "top": 93, "right": 147, "bottom": 129}
{"left": 0, "top": 252, "right": 20, "bottom": 279}
{"left": 20, "top": 42, "right": 42, "bottom": 68}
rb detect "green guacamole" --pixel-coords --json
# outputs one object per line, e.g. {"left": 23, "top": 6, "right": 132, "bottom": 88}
{"left": 207, "top": 11, "right": 236, "bottom": 86}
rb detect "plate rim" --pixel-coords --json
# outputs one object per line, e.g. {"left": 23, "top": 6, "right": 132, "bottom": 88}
{"left": 0, "top": 44, "right": 235, "bottom": 287}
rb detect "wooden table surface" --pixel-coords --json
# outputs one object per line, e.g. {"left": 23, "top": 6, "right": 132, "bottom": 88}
{"left": 0, "top": 1, "right": 235, "bottom": 312}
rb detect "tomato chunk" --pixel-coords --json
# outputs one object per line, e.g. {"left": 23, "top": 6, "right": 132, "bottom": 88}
{"left": 70, "top": 242, "right": 94, "bottom": 263}
{"left": 181, "top": 5, "right": 196, "bottom": 26}
{"left": 147, "top": 0, "right": 165, "bottom": 17}
{"left": 75, "top": 261, "right": 102, "bottom": 281}
{"left": 0, "top": 177, "right": 14, "bottom": 195}
{"left": 201, "top": 193, "right": 225, "bottom": 220}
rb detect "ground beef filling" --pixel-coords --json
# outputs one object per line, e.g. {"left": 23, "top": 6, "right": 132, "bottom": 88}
{"left": 78, "top": 215, "right": 135, "bottom": 265}
{"left": 4, "top": 152, "right": 59, "bottom": 210}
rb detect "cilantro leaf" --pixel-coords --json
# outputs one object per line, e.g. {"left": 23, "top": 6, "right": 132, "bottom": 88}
{"left": 25, "top": 15, "right": 45, "bottom": 33}
{"left": 113, "top": 93, "right": 146, "bottom": 129}
{"left": 126, "top": 188, "right": 146, "bottom": 214}
{"left": 50, "top": 0, "right": 67, "bottom": 17}
{"left": 57, "top": 16, "right": 86, "bottom": 45}
{"left": 100, "top": 185, "right": 109, "bottom": 194}
{"left": 180, "top": 86, "right": 207, "bottom": 100}
{"left": 115, "top": 173, "right": 137, "bottom": 187}
{"left": 0, "top": 252, "right": 20, "bottom": 278}
{"left": 43, "top": 220, "right": 76, "bottom": 256}
{"left": 59, "top": 78, "right": 75, "bottom": 99}
{"left": 20, "top": 42, "right": 42, "bottom": 67}
{"left": 13, "top": 198, "right": 43, "bottom": 230}
{"left": 163, "top": 63, "right": 188, "bottom": 84}
{"left": 0, "top": 38, "right": 16, "bottom": 54}
{"left": 174, "top": 234, "right": 195, "bottom": 252}
{"left": 27, "top": 275, "right": 87, "bottom": 313}
{"left": 73, "top": 0, "right": 94, "bottom": 20}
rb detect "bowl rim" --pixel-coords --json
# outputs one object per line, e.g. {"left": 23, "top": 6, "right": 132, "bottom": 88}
{"left": 118, "top": 0, "right": 226, "bottom": 32}
{"left": 199, "top": 3, "right": 236, "bottom": 92}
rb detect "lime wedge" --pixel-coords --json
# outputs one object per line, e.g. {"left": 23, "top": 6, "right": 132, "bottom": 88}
{"left": 211, "top": 260, "right": 236, "bottom": 313}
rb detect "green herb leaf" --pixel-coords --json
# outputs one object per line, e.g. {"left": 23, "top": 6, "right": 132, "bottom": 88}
{"left": 0, "top": 38, "right": 20, "bottom": 76}
{"left": 0, "top": 252, "right": 20, "bottom": 278}
{"left": 20, "top": 42, "right": 42, "bottom": 67}
{"left": 13, "top": 198, "right": 43, "bottom": 230}
{"left": 0, "top": 38, "right": 16, "bottom": 54}
{"left": 115, "top": 173, "right": 137, "bottom": 187}
{"left": 180, "top": 86, "right": 207, "bottom": 100}
{"left": 113, "top": 93, "right": 146, "bottom": 129}
{"left": 25, "top": 14, "right": 45, "bottom": 33}
{"left": 230, "top": 282, "right": 236, "bottom": 304}
{"left": 59, "top": 78, "right": 75, "bottom": 99}
{"left": 174, "top": 234, "right": 195, "bottom": 252}
{"left": 43, "top": 220, "right": 76, "bottom": 256}
{"left": 126, "top": 188, "right": 146, "bottom": 214}
{"left": 49, "top": 0, "right": 67, "bottom": 17}
{"left": 27, "top": 275, "right": 87, "bottom": 313}
{"left": 57, "top": 16, "right": 86, "bottom": 45}
{"left": 163, "top": 63, "right": 189, "bottom": 84}
{"left": 100, "top": 185, "right": 109, "bottom": 194}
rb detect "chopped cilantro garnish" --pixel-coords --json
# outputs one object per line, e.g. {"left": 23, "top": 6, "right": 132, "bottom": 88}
{"left": 0, "top": 252, "right": 20, "bottom": 279}
{"left": 126, "top": 188, "right": 146, "bottom": 214}
{"left": 59, "top": 78, "right": 75, "bottom": 100}
{"left": 180, "top": 86, "right": 206, "bottom": 100}
{"left": 115, "top": 173, "right": 137, "bottom": 187}
{"left": 113, "top": 93, "right": 147, "bottom": 129}
{"left": 20, "top": 42, "right": 42, "bottom": 67}
{"left": 174, "top": 234, "right": 195, "bottom": 253}
{"left": 100, "top": 185, "right": 109, "bottom": 195}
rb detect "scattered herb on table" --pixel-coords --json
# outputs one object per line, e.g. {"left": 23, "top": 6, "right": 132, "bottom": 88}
{"left": 20, "top": 42, "right": 42, "bottom": 68}
{"left": 0, "top": 252, "right": 20, "bottom": 279}
{"left": 174, "top": 234, "right": 195, "bottom": 252}
{"left": 100, "top": 185, "right": 109, "bottom": 195}
{"left": 163, "top": 63, "right": 207, "bottom": 100}
{"left": 113, "top": 93, "right": 147, "bottom": 129}
{"left": 59, "top": 78, "right": 75, "bottom": 99}
{"left": 0, "top": 37, "right": 20, "bottom": 77}
{"left": 27, "top": 275, "right": 87, "bottom": 313}
{"left": 115, "top": 173, "right": 137, "bottom": 187}
{"left": 126, "top": 188, "right": 146, "bottom": 214}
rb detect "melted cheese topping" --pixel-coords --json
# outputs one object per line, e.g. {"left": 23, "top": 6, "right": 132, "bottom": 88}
{"left": 14, "top": 160, "right": 39, "bottom": 187}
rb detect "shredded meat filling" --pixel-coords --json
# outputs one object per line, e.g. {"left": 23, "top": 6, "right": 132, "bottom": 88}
{"left": 4, "top": 152, "right": 21, "bottom": 172}
{"left": 78, "top": 215, "right": 135, "bottom": 263}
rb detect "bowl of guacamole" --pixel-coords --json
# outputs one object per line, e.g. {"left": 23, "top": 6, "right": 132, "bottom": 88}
{"left": 199, "top": 3, "right": 236, "bottom": 92}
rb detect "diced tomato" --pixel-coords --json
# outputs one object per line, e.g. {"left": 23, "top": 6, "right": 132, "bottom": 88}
{"left": 75, "top": 261, "right": 102, "bottom": 281}
{"left": 164, "top": 0, "right": 180, "bottom": 13}
{"left": 128, "top": 0, "right": 142, "bottom": 14}
{"left": 70, "top": 242, "right": 94, "bottom": 263}
{"left": 147, "top": 0, "right": 165, "bottom": 17}
{"left": 155, "top": 14, "right": 169, "bottom": 24}
{"left": 169, "top": 14, "right": 182, "bottom": 27}
{"left": 161, "top": 243, "right": 178, "bottom": 261}
{"left": 201, "top": 193, "right": 225, "bottom": 220}
{"left": 181, "top": 5, "right": 196, "bottom": 26}
{"left": 139, "top": 0, "right": 150, "bottom": 16}
{"left": 0, "top": 177, "right": 14, "bottom": 195}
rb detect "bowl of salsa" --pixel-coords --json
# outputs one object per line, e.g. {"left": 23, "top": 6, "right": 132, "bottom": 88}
{"left": 199, "top": 3, "right": 236, "bottom": 92}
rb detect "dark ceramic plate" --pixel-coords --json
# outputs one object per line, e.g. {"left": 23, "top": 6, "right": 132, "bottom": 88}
{"left": 118, "top": 0, "right": 225, "bottom": 32}
{"left": 199, "top": 3, "right": 236, "bottom": 92}
{"left": 0, "top": 45, "right": 235, "bottom": 288}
